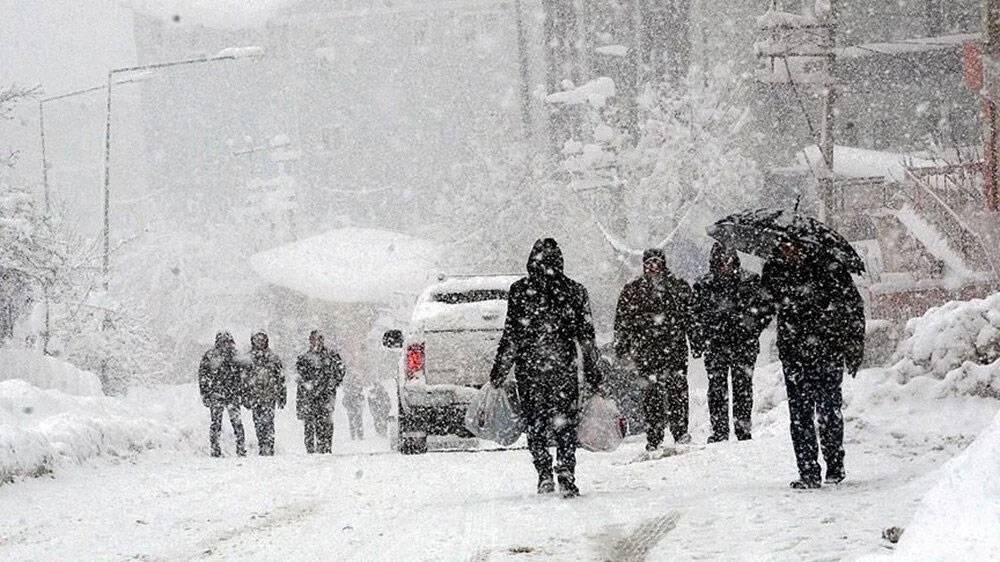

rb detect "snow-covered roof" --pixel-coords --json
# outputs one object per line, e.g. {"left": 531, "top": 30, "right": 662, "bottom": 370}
{"left": 250, "top": 227, "right": 441, "bottom": 304}
{"left": 545, "top": 77, "right": 616, "bottom": 108}
{"left": 798, "top": 145, "right": 935, "bottom": 182}
{"left": 423, "top": 275, "right": 521, "bottom": 298}
{"left": 837, "top": 33, "right": 979, "bottom": 60}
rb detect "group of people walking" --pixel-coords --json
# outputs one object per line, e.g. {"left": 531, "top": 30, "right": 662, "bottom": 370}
{"left": 197, "top": 329, "right": 349, "bottom": 456}
{"left": 490, "top": 236, "right": 864, "bottom": 497}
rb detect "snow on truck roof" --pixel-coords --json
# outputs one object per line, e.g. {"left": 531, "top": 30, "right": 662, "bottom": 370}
{"left": 250, "top": 227, "right": 440, "bottom": 304}
{"left": 423, "top": 275, "right": 521, "bottom": 297}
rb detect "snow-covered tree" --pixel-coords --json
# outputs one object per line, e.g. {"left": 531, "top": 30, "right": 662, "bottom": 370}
{"left": 560, "top": 65, "right": 763, "bottom": 277}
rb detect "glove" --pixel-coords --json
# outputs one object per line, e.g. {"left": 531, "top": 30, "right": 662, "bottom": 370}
{"left": 490, "top": 377, "right": 502, "bottom": 389}
{"left": 845, "top": 357, "right": 862, "bottom": 378}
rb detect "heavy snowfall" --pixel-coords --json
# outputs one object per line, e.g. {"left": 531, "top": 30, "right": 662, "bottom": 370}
{"left": 2, "top": 1, "right": 1000, "bottom": 560}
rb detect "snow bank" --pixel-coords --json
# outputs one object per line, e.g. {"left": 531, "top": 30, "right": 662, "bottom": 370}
{"left": 0, "top": 380, "right": 195, "bottom": 483}
{"left": 891, "top": 293, "right": 1000, "bottom": 398}
{"left": 0, "top": 349, "right": 103, "bottom": 396}
{"left": 864, "top": 410, "right": 1000, "bottom": 561}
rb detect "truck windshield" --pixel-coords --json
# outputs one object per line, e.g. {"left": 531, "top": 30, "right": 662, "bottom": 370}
{"left": 432, "top": 290, "right": 508, "bottom": 304}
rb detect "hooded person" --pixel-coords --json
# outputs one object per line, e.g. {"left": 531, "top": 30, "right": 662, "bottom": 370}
{"left": 614, "top": 248, "right": 694, "bottom": 452}
{"left": 198, "top": 331, "right": 246, "bottom": 457}
{"left": 243, "top": 332, "right": 286, "bottom": 456}
{"left": 692, "top": 243, "right": 772, "bottom": 443}
{"left": 490, "top": 238, "right": 601, "bottom": 498}
{"left": 760, "top": 240, "right": 865, "bottom": 489}
{"left": 295, "top": 330, "right": 346, "bottom": 454}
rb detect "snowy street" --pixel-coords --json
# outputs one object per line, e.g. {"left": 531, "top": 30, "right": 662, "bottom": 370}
{"left": 2, "top": 366, "right": 995, "bottom": 561}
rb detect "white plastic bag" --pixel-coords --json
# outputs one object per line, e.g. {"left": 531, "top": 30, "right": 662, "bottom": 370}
{"left": 464, "top": 386, "right": 524, "bottom": 446}
{"left": 577, "top": 395, "right": 627, "bottom": 452}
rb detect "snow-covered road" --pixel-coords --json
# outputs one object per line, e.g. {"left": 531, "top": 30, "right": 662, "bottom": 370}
{"left": 0, "top": 402, "right": 985, "bottom": 562}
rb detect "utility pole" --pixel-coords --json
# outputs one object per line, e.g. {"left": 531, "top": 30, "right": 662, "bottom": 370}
{"left": 514, "top": 0, "right": 534, "bottom": 159}
{"left": 818, "top": 0, "right": 838, "bottom": 221}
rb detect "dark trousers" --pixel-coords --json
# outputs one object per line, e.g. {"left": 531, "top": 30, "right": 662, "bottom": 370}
{"left": 209, "top": 403, "right": 245, "bottom": 456}
{"left": 252, "top": 407, "right": 276, "bottom": 456}
{"left": 347, "top": 409, "right": 364, "bottom": 440}
{"left": 519, "top": 376, "right": 578, "bottom": 483}
{"left": 706, "top": 355, "right": 755, "bottom": 441}
{"left": 303, "top": 411, "right": 334, "bottom": 454}
{"left": 783, "top": 360, "right": 845, "bottom": 482}
{"left": 641, "top": 368, "right": 689, "bottom": 449}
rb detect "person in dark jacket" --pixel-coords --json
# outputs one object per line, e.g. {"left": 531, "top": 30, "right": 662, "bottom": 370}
{"left": 761, "top": 240, "right": 865, "bottom": 489}
{"left": 198, "top": 331, "right": 246, "bottom": 457}
{"left": 490, "top": 238, "right": 601, "bottom": 498}
{"left": 692, "top": 243, "right": 772, "bottom": 443}
{"left": 614, "top": 248, "right": 694, "bottom": 452}
{"left": 295, "top": 330, "right": 345, "bottom": 454}
{"left": 243, "top": 332, "right": 286, "bottom": 456}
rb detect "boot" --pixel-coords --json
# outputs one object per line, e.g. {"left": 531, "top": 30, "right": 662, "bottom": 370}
{"left": 825, "top": 468, "right": 846, "bottom": 485}
{"left": 556, "top": 471, "right": 579, "bottom": 498}
{"left": 707, "top": 433, "right": 728, "bottom": 444}
{"left": 675, "top": 433, "right": 692, "bottom": 445}
{"left": 789, "top": 478, "right": 821, "bottom": 490}
{"left": 537, "top": 473, "right": 555, "bottom": 495}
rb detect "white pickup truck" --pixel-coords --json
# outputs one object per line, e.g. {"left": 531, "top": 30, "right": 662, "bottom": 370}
{"left": 382, "top": 275, "right": 520, "bottom": 454}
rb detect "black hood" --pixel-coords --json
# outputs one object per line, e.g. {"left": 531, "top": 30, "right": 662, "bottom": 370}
{"left": 251, "top": 331, "right": 269, "bottom": 351}
{"left": 215, "top": 331, "right": 234, "bottom": 350}
{"left": 710, "top": 243, "right": 740, "bottom": 275}
{"left": 526, "top": 238, "right": 565, "bottom": 279}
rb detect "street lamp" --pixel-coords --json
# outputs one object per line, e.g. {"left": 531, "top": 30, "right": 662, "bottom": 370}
{"left": 101, "top": 46, "right": 264, "bottom": 292}
{"left": 39, "top": 74, "right": 150, "bottom": 215}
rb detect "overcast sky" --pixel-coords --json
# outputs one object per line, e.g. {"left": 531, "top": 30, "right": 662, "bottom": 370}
{"left": 1, "top": 0, "right": 137, "bottom": 95}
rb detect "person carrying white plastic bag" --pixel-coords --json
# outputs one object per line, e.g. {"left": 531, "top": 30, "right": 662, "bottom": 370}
{"left": 577, "top": 394, "right": 628, "bottom": 452}
{"left": 464, "top": 385, "right": 524, "bottom": 446}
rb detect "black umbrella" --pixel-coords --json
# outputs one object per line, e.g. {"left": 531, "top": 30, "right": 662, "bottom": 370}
{"left": 707, "top": 208, "right": 865, "bottom": 274}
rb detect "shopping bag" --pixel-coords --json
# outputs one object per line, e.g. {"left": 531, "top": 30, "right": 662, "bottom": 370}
{"left": 577, "top": 395, "right": 627, "bottom": 452}
{"left": 464, "top": 386, "right": 524, "bottom": 446}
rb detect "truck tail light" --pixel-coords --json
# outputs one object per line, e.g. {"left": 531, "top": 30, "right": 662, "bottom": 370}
{"left": 405, "top": 343, "right": 425, "bottom": 379}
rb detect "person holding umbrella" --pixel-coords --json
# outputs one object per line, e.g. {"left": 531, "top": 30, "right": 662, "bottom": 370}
{"left": 709, "top": 209, "right": 866, "bottom": 489}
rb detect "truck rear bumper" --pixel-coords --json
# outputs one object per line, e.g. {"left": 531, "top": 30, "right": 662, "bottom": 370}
{"left": 399, "top": 383, "right": 481, "bottom": 437}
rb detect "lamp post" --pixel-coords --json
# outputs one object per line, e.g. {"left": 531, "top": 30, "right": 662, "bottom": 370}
{"left": 101, "top": 47, "right": 264, "bottom": 292}
{"left": 36, "top": 76, "right": 147, "bottom": 354}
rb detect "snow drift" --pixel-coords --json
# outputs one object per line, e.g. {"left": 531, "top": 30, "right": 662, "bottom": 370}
{"left": 0, "top": 349, "right": 103, "bottom": 396}
{"left": 891, "top": 293, "right": 1000, "bottom": 398}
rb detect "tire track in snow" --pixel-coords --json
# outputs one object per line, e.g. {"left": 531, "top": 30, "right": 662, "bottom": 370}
{"left": 195, "top": 501, "right": 322, "bottom": 559}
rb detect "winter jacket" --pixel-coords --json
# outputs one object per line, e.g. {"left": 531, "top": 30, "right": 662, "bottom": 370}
{"left": 490, "top": 238, "right": 600, "bottom": 412}
{"left": 760, "top": 251, "right": 865, "bottom": 373}
{"left": 614, "top": 271, "right": 694, "bottom": 374}
{"left": 243, "top": 348, "right": 286, "bottom": 410}
{"left": 198, "top": 347, "right": 243, "bottom": 406}
{"left": 295, "top": 346, "right": 345, "bottom": 419}
{"left": 691, "top": 246, "right": 772, "bottom": 363}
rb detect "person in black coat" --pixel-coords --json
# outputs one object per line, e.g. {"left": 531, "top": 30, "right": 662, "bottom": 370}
{"left": 198, "top": 331, "right": 246, "bottom": 457}
{"left": 295, "top": 331, "right": 346, "bottom": 454}
{"left": 490, "top": 238, "right": 600, "bottom": 498}
{"left": 243, "top": 332, "right": 286, "bottom": 456}
{"left": 761, "top": 240, "right": 865, "bottom": 489}
{"left": 692, "top": 243, "right": 771, "bottom": 443}
{"left": 614, "top": 248, "right": 694, "bottom": 452}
